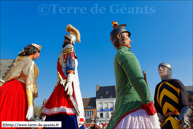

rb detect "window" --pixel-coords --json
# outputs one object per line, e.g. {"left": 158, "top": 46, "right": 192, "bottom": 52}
{"left": 106, "top": 91, "right": 109, "bottom": 94}
{"left": 92, "top": 111, "right": 94, "bottom": 116}
{"left": 109, "top": 95, "right": 112, "bottom": 98}
{"left": 87, "top": 111, "right": 89, "bottom": 116}
{"left": 85, "top": 110, "right": 94, "bottom": 117}
{"left": 98, "top": 103, "right": 102, "bottom": 109}
{"left": 103, "top": 102, "right": 108, "bottom": 109}
{"left": 100, "top": 113, "right": 103, "bottom": 118}
{"left": 100, "top": 96, "right": 103, "bottom": 99}
{"left": 110, "top": 102, "right": 114, "bottom": 109}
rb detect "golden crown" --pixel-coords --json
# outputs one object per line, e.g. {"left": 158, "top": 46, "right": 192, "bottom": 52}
{"left": 31, "top": 43, "right": 42, "bottom": 51}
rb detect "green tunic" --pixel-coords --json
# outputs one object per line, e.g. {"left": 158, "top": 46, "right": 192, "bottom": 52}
{"left": 107, "top": 46, "right": 152, "bottom": 129}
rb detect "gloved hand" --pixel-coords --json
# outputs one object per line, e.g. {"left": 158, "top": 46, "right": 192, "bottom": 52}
{"left": 178, "top": 106, "right": 192, "bottom": 129}
{"left": 142, "top": 101, "right": 161, "bottom": 129}
{"left": 180, "top": 116, "right": 190, "bottom": 129}
{"left": 65, "top": 73, "right": 74, "bottom": 96}
{"left": 26, "top": 106, "right": 34, "bottom": 120}
{"left": 60, "top": 79, "right": 66, "bottom": 86}
{"left": 149, "top": 113, "right": 161, "bottom": 128}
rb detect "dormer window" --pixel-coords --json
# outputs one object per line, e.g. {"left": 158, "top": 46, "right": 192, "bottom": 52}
{"left": 109, "top": 96, "right": 112, "bottom": 98}
{"left": 100, "top": 96, "right": 103, "bottom": 99}
{"left": 106, "top": 91, "right": 109, "bottom": 94}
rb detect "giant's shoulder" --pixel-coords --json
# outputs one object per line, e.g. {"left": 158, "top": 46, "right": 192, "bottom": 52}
{"left": 167, "top": 79, "right": 185, "bottom": 89}
{"left": 16, "top": 56, "right": 36, "bottom": 67}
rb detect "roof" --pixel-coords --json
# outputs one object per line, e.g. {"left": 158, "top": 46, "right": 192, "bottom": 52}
{"left": 96, "top": 85, "right": 116, "bottom": 99}
{"left": 0, "top": 59, "right": 15, "bottom": 79}
{"left": 83, "top": 97, "right": 96, "bottom": 109}
{"left": 185, "top": 86, "right": 193, "bottom": 92}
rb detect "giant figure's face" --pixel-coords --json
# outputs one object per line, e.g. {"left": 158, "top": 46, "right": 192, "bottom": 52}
{"left": 62, "top": 37, "right": 70, "bottom": 48}
{"left": 123, "top": 32, "right": 132, "bottom": 49}
{"left": 32, "top": 52, "right": 40, "bottom": 60}
{"left": 64, "top": 37, "right": 70, "bottom": 43}
{"left": 117, "top": 32, "right": 132, "bottom": 49}
{"left": 158, "top": 66, "right": 166, "bottom": 79}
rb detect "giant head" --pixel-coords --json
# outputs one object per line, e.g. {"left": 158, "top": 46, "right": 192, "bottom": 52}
{"left": 63, "top": 24, "right": 81, "bottom": 48}
{"left": 158, "top": 62, "right": 172, "bottom": 81}
{"left": 110, "top": 21, "right": 131, "bottom": 49}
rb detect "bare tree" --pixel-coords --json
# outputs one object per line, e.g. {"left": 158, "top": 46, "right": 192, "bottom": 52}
{"left": 34, "top": 106, "right": 41, "bottom": 118}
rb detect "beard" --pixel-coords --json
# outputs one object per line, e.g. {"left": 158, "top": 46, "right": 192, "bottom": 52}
{"left": 62, "top": 41, "right": 70, "bottom": 48}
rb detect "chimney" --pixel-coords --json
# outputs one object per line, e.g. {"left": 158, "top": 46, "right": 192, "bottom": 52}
{"left": 96, "top": 85, "right": 99, "bottom": 91}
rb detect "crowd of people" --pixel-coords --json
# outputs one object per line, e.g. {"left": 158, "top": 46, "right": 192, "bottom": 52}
{"left": 84, "top": 122, "right": 107, "bottom": 129}
{"left": 0, "top": 22, "right": 192, "bottom": 129}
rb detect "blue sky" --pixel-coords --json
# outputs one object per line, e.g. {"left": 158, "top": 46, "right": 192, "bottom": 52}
{"left": 1, "top": 1, "right": 192, "bottom": 106}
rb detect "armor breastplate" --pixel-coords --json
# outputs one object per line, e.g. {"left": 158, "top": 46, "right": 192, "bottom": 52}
{"left": 63, "top": 44, "right": 74, "bottom": 54}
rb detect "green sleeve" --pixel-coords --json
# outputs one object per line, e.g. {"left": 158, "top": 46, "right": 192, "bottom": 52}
{"left": 117, "top": 50, "right": 152, "bottom": 104}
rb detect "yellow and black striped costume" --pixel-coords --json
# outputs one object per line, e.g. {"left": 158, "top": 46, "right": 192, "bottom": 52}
{"left": 154, "top": 79, "right": 188, "bottom": 129}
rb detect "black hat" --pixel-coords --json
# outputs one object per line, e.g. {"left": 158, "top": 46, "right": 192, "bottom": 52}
{"left": 110, "top": 21, "right": 131, "bottom": 43}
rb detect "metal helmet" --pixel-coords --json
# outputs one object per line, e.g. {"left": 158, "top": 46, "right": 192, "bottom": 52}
{"left": 158, "top": 62, "right": 172, "bottom": 80}
{"left": 64, "top": 24, "right": 81, "bottom": 46}
{"left": 64, "top": 34, "right": 76, "bottom": 46}
{"left": 110, "top": 21, "right": 131, "bottom": 44}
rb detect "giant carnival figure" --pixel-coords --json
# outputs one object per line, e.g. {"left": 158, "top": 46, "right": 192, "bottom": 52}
{"left": 0, "top": 43, "right": 42, "bottom": 127}
{"left": 154, "top": 62, "right": 192, "bottom": 129}
{"left": 41, "top": 24, "right": 85, "bottom": 129}
{"left": 107, "top": 21, "right": 160, "bottom": 129}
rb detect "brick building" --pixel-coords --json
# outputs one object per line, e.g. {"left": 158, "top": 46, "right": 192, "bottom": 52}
{"left": 83, "top": 97, "right": 96, "bottom": 123}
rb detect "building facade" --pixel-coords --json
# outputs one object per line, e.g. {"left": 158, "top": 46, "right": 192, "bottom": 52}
{"left": 186, "top": 86, "right": 193, "bottom": 108}
{"left": 95, "top": 85, "right": 116, "bottom": 123}
{"left": 83, "top": 97, "right": 97, "bottom": 123}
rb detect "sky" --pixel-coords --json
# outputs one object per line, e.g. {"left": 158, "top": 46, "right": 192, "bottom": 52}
{"left": 1, "top": 0, "right": 192, "bottom": 106}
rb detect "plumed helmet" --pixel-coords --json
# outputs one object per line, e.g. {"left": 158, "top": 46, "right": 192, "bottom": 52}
{"left": 64, "top": 24, "right": 81, "bottom": 46}
{"left": 110, "top": 21, "right": 131, "bottom": 43}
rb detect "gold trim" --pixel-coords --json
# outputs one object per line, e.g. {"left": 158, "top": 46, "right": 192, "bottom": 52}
{"left": 63, "top": 48, "right": 74, "bottom": 54}
{"left": 32, "top": 43, "right": 42, "bottom": 51}
{"left": 3, "top": 56, "right": 39, "bottom": 98}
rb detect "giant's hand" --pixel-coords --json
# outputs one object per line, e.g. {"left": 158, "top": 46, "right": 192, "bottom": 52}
{"left": 26, "top": 106, "right": 34, "bottom": 120}
{"left": 149, "top": 113, "right": 161, "bottom": 128}
{"left": 60, "top": 79, "right": 66, "bottom": 86}
{"left": 178, "top": 106, "right": 192, "bottom": 129}
{"left": 65, "top": 74, "right": 74, "bottom": 96}
{"left": 180, "top": 117, "right": 190, "bottom": 129}
{"left": 143, "top": 101, "right": 161, "bottom": 128}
